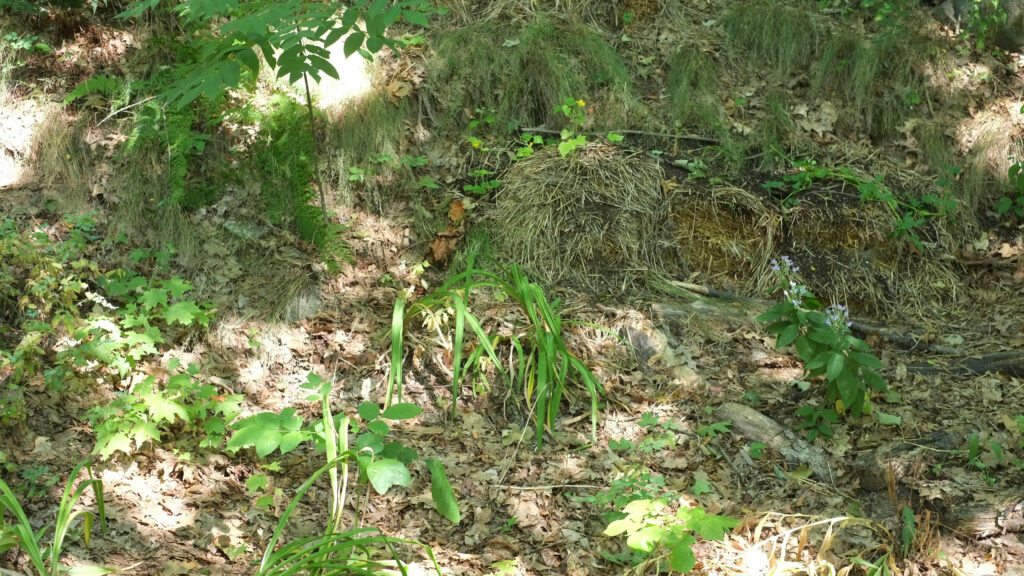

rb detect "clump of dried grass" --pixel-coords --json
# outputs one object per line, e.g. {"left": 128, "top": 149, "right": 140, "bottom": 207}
{"left": 492, "top": 143, "right": 667, "bottom": 292}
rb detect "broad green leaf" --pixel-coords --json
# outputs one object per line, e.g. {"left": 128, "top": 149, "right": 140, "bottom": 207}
{"left": 863, "top": 368, "right": 887, "bottom": 391}
{"left": 380, "top": 442, "right": 418, "bottom": 464}
{"left": 403, "top": 9, "right": 429, "bottom": 26}
{"left": 604, "top": 517, "right": 640, "bottom": 537}
{"left": 382, "top": 403, "right": 422, "bottom": 420}
{"left": 227, "top": 409, "right": 304, "bottom": 458}
{"left": 691, "top": 479, "right": 712, "bottom": 495}
{"left": 777, "top": 323, "right": 799, "bottom": 348}
{"left": 805, "top": 350, "right": 832, "bottom": 372}
{"left": 96, "top": 434, "right": 132, "bottom": 458}
{"left": 356, "top": 432, "right": 384, "bottom": 455}
{"left": 245, "top": 473, "right": 268, "bottom": 493}
{"left": 875, "top": 410, "right": 902, "bottom": 426}
{"left": 162, "top": 277, "right": 192, "bottom": 299}
{"left": 131, "top": 420, "right": 161, "bottom": 446}
{"left": 163, "top": 301, "right": 201, "bottom": 325}
{"left": 687, "top": 511, "right": 739, "bottom": 540}
{"left": 142, "top": 394, "right": 188, "bottom": 424}
{"left": 626, "top": 525, "right": 669, "bottom": 553}
{"left": 344, "top": 31, "right": 365, "bottom": 57}
{"left": 849, "top": 351, "right": 883, "bottom": 369}
{"left": 358, "top": 402, "right": 381, "bottom": 421}
{"left": 794, "top": 334, "right": 816, "bottom": 362}
{"left": 279, "top": 430, "right": 305, "bottom": 454}
{"left": 367, "top": 420, "right": 390, "bottom": 437}
{"left": 366, "top": 458, "right": 411, "bottom": 494}
{"left": 669, "top": 534, "right": 698, "bottom": 573}
{"left": 755, "top": 301, "right": 789, "bottom": 323}
{"left": 426, "top": 458, "right": 460, "bottom": 524}
{"left": 138, "top": 288, "right": 168, "bottom": 310}
{"left": 826, "top": 352, "right": 846, "bottom": 381}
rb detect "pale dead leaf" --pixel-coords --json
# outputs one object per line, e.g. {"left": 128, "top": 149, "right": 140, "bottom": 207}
{"left": 449, "top": 200, "right": 465, "bottom": 223}
{"left": 386, "top": 79, "right": 413, "bottom": 104}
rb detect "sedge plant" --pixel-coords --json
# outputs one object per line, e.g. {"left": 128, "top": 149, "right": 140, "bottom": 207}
{"left": 389, "top": 258, "right": 601, "bottom": 448}
{"left": 0, "top": 460, "right": 111, "bottom": 576}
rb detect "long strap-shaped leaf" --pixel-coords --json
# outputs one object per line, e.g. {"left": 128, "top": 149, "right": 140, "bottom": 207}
{"left": 387, "top": 296, "right": 405, "bottom": 406}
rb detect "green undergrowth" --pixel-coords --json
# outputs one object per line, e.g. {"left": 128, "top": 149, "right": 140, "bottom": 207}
{"left": 429, "top": 15, "right": 647, "bottom": 133}
{"left": 724, "top": 3, "right": 821, "bottom": 79}
{"left": 391, "top": 260, "right": 601, "bottom": 449}
{"left": 811, "top": 28, "right": 929, "bottom": 140}
{"left": 326, "top": 92, "right": 408, "bottom": 170}
{"left": 725, "top": 1, "right": 935, "bottom": 141}
{"left": 243, "top": 94, "right": 348, "bottom": 271}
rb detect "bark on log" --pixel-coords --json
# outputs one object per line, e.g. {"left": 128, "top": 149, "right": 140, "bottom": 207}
{"left": 715, "top": 402, "right": 832, "bottom": 481}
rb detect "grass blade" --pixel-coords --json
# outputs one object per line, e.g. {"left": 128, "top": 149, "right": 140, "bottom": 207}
{"left": 388, "top": 296, "right": 405, "bottom": 406}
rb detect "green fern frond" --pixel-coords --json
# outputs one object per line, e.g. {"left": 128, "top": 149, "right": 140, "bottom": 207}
{"left": 64, "top": 75, "right": 126, "bottom": 105}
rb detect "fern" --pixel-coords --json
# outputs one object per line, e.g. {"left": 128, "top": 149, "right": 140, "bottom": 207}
{"left": 63, "top": 74, "right": 125, "bottom": 105}
{"left": 119, "top": 101, "right": 209, "bottom": 204}
{"left": 252, "top": 96, "right": 349, "bottom": 270}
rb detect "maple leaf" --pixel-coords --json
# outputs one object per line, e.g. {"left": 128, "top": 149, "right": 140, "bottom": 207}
{"left": 163, "top": 301, "right": 201, "bottom": 325}
{"left": 139, "top": 287, "right": 169, "bottom": 310}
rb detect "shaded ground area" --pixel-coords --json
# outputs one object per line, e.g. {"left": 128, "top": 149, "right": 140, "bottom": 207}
{"left": 3, "top": 1, "right": 1024, "bottom": 575}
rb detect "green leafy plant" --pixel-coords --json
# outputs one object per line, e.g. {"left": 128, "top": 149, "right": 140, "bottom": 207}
{"left": 573, "top": 467, "right": 669, "bottom": 524}
{"left": 696, "top": 420, "right": 732, "bottom": 438}
{"left": 555, "top": 97, "right": 588, "bottom": 157}
{"left": 463, "top": 169, "right": 503, "bottom": 196}
{"left": 758, "top": 256, "right": 887, "bottom": 420}
{"left": 86, "top": 359, "right": 242, "bottom": 457}
{"left": 0, "top": 460, "right": 112, "bottom": 576}
{"left": 227, "top": 373, "right": 460, "bottom": 523}
{"left": 603, "top": 498, "right": 738, "bottom": 574}
{"left": 997, "top": 161, "right": 1024, "bottom": 219}
{"left": 515, "top": 133, "right": 545, "bottom": 159}
{"left": 795, "top": 404, "right": 839, "bottom": 442}
{"left": 245, "top": 373, "right": 444, "bottom": 576}
{"left": 390, "top": 260, "right": 602, "bottom": 448}
{"left": 63, "top": 75, "right": 128, "bottom": 108}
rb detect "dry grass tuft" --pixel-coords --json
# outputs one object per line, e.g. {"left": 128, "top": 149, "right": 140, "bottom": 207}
{"left": 492, "top": 143, "right": 667, "bottom": 292}
{"left": 670, "top": 169, "right": 961, "bottom": 318}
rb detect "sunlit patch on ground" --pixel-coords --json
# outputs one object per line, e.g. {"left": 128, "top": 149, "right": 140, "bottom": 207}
{"left": 0, "top": 96, "right": 42, "bottom": 188}
{"left": 305, "top": 34, "right": 374, "bottom": 110}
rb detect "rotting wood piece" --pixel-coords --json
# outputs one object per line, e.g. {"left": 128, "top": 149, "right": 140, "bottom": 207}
{"left": 715, "top": 402, "right": 831, "bottom": 481}
{"left": 952, "top": 498, "right": 1024, "bottom": 539}
{"left": 906, "top": 350, "right": 1024, "bottom": 378}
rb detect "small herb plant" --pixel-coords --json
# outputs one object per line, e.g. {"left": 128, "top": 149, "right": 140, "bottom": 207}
{"left": 390, "top": 261, "right": 601, "bottom": 448}
{"left": 603, "top": 498, "right": 738, "bottom": 574}
{"left": 997, "top": 161, "right": 1024, "bottom": 219}
{"left": 226, "top": 373, "right": 460, "bottom": 523}
{"left": 86, "top": 359, "right": 243, "bottom": 458}
{"left": 610, "top": 413, "right": 683, "bottom": 456}
{"left": 795, "top": 404, "right": 840, "bottom": 442}
{"left": 555, "top": 97, "right": 588, "bottom": 157}
{"left": 463, "top": 169, "right": 503, "bottom": 196}
{"left": 516, "top": 133, "right": 545, "bottom": 160}
{"left": 758, "top": 256, "right": 887, "bottom": 421}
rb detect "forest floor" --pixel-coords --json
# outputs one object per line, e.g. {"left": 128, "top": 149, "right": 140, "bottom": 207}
{"left": 3, "top": 1, "right": 1024, "bottom": 575}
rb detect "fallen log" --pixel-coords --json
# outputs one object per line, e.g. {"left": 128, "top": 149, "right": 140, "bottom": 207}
{"left": 715, "top": 402, "right": 832, "bottom": 481}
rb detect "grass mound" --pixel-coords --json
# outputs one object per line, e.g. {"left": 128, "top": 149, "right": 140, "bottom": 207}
{"left": 724, "top": 3, "right": 821, "bottom": 79}
{"left": 492, "top": 143, "right": 666, "bottom": 292}
{"left": 670, "top": 173, "right": 960, "bottom": 318}
{"left": 428, "top": 15, "right": 646, "bottom": 133}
